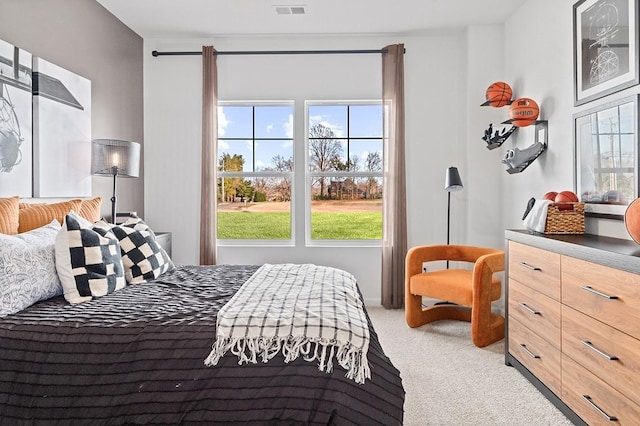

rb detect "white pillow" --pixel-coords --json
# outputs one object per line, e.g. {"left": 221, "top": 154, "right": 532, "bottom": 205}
{"left": 0, "top": 220, "right": 62, "bottom": 317}
{"left": 55, "top": 211, "right": 126, "bottom": 304}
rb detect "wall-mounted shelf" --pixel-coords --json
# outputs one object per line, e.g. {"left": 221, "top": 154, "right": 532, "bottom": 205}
{"left": 480, "top": 99, "right": 513, "bottom": 107}
{"left": 501, "top": 121, "right": 548, "bottom": 174}
{"left": 482, "top": 124, "right": 517, "bottom": 150}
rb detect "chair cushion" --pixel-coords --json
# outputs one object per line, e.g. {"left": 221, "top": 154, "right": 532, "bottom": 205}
{"left": 409, "top": 269, "right": 501, "bottom": 306}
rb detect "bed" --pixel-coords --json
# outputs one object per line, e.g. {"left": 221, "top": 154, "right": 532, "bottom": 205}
{"left": 0, "top": 263, "right": 405, "bottom": 424}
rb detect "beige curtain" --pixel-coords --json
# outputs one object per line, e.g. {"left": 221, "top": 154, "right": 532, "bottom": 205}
{"left": 200, "top": 45, "right": 218, "bottom": 265}
{"left": 381, "top": 44, "right": 407, "bottom": 309}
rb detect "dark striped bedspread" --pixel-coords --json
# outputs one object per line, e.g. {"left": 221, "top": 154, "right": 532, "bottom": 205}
{"left": 0, "top": 265, "right": 404, "bottom": 425}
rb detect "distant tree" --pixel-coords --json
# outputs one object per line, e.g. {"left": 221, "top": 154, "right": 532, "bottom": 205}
{"left": 309, "top": 123, "right": 343, "bottom": 198}
{"left": 365, "top": 151, "right": 382, "bottom": 199}
{"left": 218, "top": 153, "right": 253, "bottom": 202}
{"left": 270, "top": 155, "right": 293, "bottom": 201}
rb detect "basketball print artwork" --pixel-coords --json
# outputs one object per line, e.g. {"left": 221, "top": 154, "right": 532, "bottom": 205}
{"left": 0, "top": 39, "right": 33, "bottom": 197}
{"left": 574, "top": 0, "right": 639, "bottom": 105}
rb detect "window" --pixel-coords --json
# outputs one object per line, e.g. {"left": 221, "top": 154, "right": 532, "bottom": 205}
{"left": 306, "top": 102, "right": 383, "bottom": 241}
{"left": 217, "top": 102, "right": 294, "bottom": 241}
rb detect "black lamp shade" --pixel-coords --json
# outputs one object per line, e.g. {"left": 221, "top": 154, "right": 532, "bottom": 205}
{"left": 444, "top": 166, "right": 463, "bottom": 192}
{"left": 91, "top": 139, "right": 140, "bottom": 177}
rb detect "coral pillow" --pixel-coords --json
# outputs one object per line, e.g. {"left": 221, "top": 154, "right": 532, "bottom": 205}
{"left": 79, "top": 197, "right": 102, "bottom": 223}
{"left": 18, "top": 199, "right": 82, "bottom": 233}
{"left": 0, "top": 196, "right": 19, "bottom": 235}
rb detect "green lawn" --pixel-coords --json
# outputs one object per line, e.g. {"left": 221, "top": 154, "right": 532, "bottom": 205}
{"left": 217, "top": 211, "right": 382, "bottom": 240}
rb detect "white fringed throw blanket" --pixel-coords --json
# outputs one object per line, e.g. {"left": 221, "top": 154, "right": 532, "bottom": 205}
{"left": 204, "top": 263, "right": 371, "bottom": 384}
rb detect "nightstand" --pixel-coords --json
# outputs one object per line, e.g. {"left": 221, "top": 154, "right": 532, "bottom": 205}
{"left": 155, "top": 232, "right": 172, "bottom": 257}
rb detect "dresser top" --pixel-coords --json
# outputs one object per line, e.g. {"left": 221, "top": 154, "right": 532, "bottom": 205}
{"left": 506, "top": 230, "right": 640, "bottom": 274}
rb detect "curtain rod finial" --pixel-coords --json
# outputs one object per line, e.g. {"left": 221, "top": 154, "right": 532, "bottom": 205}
{"left": 152, "top": 50, "right": 159, "bottom": 57}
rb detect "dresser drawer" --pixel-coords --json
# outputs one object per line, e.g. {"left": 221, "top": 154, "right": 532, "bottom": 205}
{"left": 562, "top": 354, "right": 640, "bottom": 425}
{"left": 562, "top": 305, "right": 640, "bottom": 405}
{"left": 508, "top": 241, "right": 560, "bottom": 301}
{"left": 561, "top": 255, "right": 640, "bottom": 340}
{"left": 508, "top": 279, "right": 561, "bottom": 349}
{"left": 509, "top": 317, "right": 561, "bottom": 397}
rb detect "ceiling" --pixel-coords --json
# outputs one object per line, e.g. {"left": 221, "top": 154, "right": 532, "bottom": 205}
{"left": 96, "top": 0, "right": 527, "bottom": 39}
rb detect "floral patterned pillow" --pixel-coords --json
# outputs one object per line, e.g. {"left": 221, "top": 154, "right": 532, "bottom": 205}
{"left": 0, "top": 220, "right": 62, "bottom": 316}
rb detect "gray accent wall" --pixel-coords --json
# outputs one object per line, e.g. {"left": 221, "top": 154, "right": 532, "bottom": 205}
{"left": 0, "top": 0, "right": 144, "bottom": 217}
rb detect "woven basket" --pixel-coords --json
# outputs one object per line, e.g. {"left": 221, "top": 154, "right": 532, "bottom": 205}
{"left": 544, "top": 202, "right": 585, "bottom": 234}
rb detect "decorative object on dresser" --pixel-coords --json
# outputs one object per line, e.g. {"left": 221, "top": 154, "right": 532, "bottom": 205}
{"left": 91, "top": 139, "right": 141, "bottom": 223}
{"left": 506, "top": 230, "right": 640, "bottom": 424}
{"left": 405, "top": 244, "right": 505, "bottom": 347}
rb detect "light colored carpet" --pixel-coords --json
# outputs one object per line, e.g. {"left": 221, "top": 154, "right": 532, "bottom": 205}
{"left": 366, "top": 306, "right": 573, "bottom": 426}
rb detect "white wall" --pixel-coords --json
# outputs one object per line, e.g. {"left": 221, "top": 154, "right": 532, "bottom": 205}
{"left": 504, "top": 0, "right": 639, "bottom": 240}
{"left": 143, "top": 31, "right": 503, "bottom": 304}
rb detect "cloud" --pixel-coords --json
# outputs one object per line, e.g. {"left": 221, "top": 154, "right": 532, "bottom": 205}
{"left": 217, "top": 106, "right": 229, "bottom": 137}
{"left": 218, "top": 140, "right": 230, "bottom": 150}
{"left": 284, "top": 114, "right": 294, "bottom": 138}
{"left": 308, "top": 114, "right": 344, "bottom": 137}
{"left": 266, "top": 124, "right": 274, "bottom": 133}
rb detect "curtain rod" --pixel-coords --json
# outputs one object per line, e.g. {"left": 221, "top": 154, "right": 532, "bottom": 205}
{"left": 151, "top": 48, "right": 405, "bottom": 57}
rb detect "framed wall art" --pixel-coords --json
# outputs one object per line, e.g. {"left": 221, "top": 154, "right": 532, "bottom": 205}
{"left": 573, "top": 0, "right": 639, "bottom": 106}
{"left": 33, "top": 57, "right": 91, "bottom": 197}
{"left": 574, "top": 94, "right": 639, "bottom": 218}
{"left": 0, "top": 39, "right": 33, "bottom": 197}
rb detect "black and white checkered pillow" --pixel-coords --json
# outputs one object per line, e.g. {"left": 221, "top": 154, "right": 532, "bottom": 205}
{"left": 98, "top": 217, "right": 174, "bottom": 284}
{"left": 55, "top": 212, "right": 126, "bottom": 304}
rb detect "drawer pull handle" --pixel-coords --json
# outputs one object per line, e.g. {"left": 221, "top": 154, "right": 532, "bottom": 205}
{"left": 519, "top": 343, "right": 540, "bottom": 359}
{"left": 519, "top": 262, "right": 541, "bottom": 271}
{"left": 582, "top": 395, "right": 618, "bottom": 421}
{"left": 582, "top": 340, "right": 619, "bottom": 361}
{"left": 581, "top": 285, "right": 618, "bottom": 300}
{"left": 519, "top": 302, "right": 541, "bottom": 315}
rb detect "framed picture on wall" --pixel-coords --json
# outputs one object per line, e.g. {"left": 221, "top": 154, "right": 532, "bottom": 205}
{"left": 574, "top": 94, "right": 639, "bottom": 218}
{"left": 573, "top": 0, "right": 639, "bottom": 106}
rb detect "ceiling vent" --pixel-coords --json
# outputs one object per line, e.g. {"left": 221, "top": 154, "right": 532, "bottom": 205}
{"left": 274, "top": 5, "right": 307, "bottom": 15}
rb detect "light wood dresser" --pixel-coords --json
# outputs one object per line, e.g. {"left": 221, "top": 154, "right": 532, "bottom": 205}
{"left": 505, "top": 230, "right": 640, "bottom": 425}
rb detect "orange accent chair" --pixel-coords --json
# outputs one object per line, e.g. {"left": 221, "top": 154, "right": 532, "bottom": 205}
{"left": 405, "top": 245, "right": 505, "bottom": 347}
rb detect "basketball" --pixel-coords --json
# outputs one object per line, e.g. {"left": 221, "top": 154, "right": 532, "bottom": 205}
{"left": 554, "top": 190, "right": 578, "bottom": 203}
{"left": 508, "top": 97, "right": 539, "bottom": 127}
{"left": 485, "top": 82, "right": 512, "bottom": 107}
{"left": 543, "top": 191, "right": 558, "bottom": 201}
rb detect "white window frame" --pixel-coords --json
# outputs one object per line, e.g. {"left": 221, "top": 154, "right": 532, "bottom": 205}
{"left": 304, "top": 100, "right": 383, "bottom": 247}
{"left": 216, "top": 100, "right": 295, "bottom": 246}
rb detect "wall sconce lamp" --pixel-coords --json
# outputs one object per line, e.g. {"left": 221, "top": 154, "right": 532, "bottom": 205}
{"left": 91, "top": 139, "right": 140, "bottom": 224}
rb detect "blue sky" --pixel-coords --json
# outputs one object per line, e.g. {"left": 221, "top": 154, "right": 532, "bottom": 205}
{"left": 218, "top": 104, "right": 382, "bottom": 172}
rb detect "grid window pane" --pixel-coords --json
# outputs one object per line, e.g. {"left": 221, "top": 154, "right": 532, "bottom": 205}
{"left": 255, "top": 140, "right": 294, "bottom": 171}
{"left": 349, "top": 105, "right": 383, "bottom": 137}
{"left": 218, "top": 106, "right": 252, "bottom": 138}
{"left": 308, "top": 105, "right": 347, "bottom": 137}
{"left": 255, "top": 106, "right": 293, "bottom": 139}
{"left": 309, "top": 176, "right": 382, "bottom": 240}
{"left": 218, "top": 140, "right": 253, "bottom": 172}
{"left": 217, "top": 177, "right": 291, "bottom": 240}
{"left": 307, "top": 103, "right": 383, "bottom": 241}
{"left": 217, "top": 103, "right": 294, "bottom": 241}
